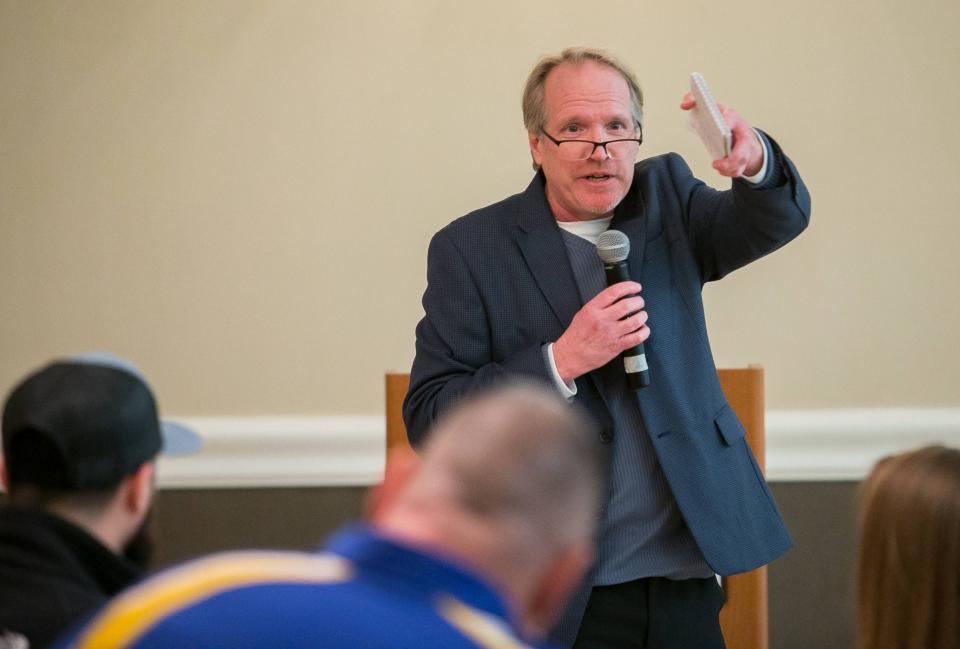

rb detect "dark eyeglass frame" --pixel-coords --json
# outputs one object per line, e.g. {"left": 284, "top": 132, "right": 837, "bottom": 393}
{"left": 539, "top": 122, "right": 644, "bottom": 160}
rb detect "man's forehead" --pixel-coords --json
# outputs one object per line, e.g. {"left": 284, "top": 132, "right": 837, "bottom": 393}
{"left": 543, "top": 61, "right": 632, "bottom": 121}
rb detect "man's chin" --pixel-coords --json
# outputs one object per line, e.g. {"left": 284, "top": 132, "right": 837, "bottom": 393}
{"left": 574, "top": 189, "right": 626, "bottom": 218}
{"left": 576, "top": 199, "right": 621, "bottom": 220}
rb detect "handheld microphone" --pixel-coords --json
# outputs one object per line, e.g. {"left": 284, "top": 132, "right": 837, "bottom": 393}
{"left": 596, "top": 230, "right": 649, "bottom": 390}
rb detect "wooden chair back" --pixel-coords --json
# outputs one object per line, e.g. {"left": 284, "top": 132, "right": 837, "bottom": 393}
{"left": 384, "top": 367, "right": 768, "bottom": 649}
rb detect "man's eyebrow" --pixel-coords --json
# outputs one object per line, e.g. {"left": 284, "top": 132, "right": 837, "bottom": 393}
{"left": 554, "top": 112, "right": 632, "bottom": 126}
{"left": 552, "top": 115, "right": 584, "bottom": 126}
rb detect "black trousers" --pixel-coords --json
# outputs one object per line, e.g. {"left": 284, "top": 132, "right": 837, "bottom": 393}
{"left": 572, "top": 576, "right": 726, "bottom": 649}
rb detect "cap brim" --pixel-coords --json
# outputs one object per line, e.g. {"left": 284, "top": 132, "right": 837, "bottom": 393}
{"left": 160, "top": 420, "right": 202, "bottom": 455}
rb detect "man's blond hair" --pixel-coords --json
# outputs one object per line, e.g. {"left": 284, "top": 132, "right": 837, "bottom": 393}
{"left": 522, "top": 47, "right": 644, "bottom": 135}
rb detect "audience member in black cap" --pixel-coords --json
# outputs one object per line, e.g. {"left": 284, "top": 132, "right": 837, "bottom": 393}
{"left": 0, "top": 352, "right": 200, "bottom": 649}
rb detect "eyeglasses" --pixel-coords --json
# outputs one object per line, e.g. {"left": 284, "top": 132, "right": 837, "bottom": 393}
{"left": 539, "top": 123, "right": 643, "bottom": 161}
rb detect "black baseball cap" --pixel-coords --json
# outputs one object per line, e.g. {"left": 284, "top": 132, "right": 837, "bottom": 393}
{"left": 2, "top": 352, "right": 201, "bottom": 490}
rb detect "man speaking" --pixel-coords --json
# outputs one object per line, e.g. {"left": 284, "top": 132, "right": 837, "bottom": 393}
{"left": 404, "top": 47, "right": 810, "bottom": 649}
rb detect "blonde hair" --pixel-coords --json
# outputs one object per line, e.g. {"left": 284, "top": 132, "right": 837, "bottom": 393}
{"left": 857, "top": 445, "right": 960, "bottom": 649}
{"left": 521, "top": 47, "right": 644, "bottom": 135}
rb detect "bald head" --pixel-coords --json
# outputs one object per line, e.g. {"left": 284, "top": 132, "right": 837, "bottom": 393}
{"left": 406, "top": 383, "right": 603, "bottom": 552}
{"left": 373, "top": 383, "right": 604, "bottom": 638}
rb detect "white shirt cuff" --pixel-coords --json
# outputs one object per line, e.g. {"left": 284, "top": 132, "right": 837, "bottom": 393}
{"left": 545, "top": 343, "right": 577, "bottom": 400}
{"left": 741, "top": 128, "right": 769, "bottom": 185}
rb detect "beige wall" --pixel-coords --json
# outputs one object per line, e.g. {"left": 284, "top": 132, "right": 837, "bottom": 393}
{"left": 1, "top": 0, "right": 957, "bottom": 415}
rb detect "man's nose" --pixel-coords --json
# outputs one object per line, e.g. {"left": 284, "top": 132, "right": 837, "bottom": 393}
{"left": 588, "top": 143, "right": 610, "bottom": 161}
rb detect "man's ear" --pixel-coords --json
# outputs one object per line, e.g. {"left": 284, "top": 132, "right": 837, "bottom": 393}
{"left": 528, "top": 131, "right": 544, "bottom": 168}
{"left": 0, "top": 455, "right": 8, "bottom": 492}
{"left": 124, "top": 461, "right": 156, "bottom": 516}
{"left": 365, "top": 447, "right": 420, "bottom": 522}
{"left": 524, "top": 541, "right": 593, "bottom": 639}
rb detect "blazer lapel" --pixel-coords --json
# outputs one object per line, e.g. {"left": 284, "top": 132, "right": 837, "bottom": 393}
{"left": 515, "top": 173, "right": 583, "bottom": 328}
{"left": 611, "top": 179, "right": 647, "bottom": 281}
{"left": 515, "top": 174, "right": 613, "bottom": 434}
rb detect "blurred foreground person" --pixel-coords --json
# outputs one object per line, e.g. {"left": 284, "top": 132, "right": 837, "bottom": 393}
{"left": 857, "top": 445, "right": 960, "bottom": 649}
{"left": 58, "top": 383, "right": 604, "bottom": 649}
{"left": 0, "top": 353, "right": 201, "bottom": 648}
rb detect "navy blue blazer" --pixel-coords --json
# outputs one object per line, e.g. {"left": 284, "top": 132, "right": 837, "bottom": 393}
{"left": 404, "top": 139, "right": 810, "bottom": 578}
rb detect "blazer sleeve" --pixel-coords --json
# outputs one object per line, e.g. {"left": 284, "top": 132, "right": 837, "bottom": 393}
{"left": 402, "top": 228, "right": 555, "bottom": 446}
{"left": 675, "top": 131, "right": 812, "bottom": 283}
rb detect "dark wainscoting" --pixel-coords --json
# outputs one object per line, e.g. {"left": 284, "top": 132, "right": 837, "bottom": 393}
{"left": 768, "top": 482, "right": 858, "bottom": 649}
{"left": 151, "top": 486, "right": 368, "bottom": 566}
{"left": 149, "top": 481, "right": 859, "bottom": 649}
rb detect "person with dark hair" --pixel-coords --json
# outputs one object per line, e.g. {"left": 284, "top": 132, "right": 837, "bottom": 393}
{"left": 0, "top": 353, "right": 200, "bottom": 648}
{"left": 404, "top": 47, "right": 811, "bottom": 648}
{"left": 857, "top": 445, "right": 960, "bottom": 649}
{"left": 57, "top": 384, "right": 603, "bottom": 649}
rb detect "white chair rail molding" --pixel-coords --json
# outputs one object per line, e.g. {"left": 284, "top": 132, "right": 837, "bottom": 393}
{"left": 155, "top": 408, "right": 960, "bottom": 489}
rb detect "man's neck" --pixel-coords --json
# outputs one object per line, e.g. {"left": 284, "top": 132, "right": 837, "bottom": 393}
{"left": 373, "top": 504, "right": 537, "bottom": 628}
{"left": 48, "top": 501, "right": 124, "bottom": 554}
{"left": 555, "top": 216, "right": 613, "bottom": 244}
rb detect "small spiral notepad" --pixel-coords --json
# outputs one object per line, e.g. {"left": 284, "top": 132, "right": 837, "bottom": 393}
{"left": 689, "top": 72, "right": 732, "bottom": 160}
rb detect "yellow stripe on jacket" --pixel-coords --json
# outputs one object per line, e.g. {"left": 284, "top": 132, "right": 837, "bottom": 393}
{"left": 70, "top": 551, "right": 352, "bottom": 649}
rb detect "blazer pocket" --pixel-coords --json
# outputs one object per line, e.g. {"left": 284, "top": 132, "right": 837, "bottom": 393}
{"left": 714, "top": 404, "right": 746, "bottom": 446}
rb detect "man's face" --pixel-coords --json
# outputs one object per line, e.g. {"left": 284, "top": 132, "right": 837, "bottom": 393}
{"left": 529, "top": 61, "right": 638, "bottom": 222}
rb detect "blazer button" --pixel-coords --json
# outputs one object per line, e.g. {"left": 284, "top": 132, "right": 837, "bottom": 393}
{"left": 599, "top": 429, "right": 613, "bottom": 444}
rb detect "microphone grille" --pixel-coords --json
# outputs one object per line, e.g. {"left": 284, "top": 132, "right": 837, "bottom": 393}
{"left": 596, "top": 229, "right": 630, "bottom": 263}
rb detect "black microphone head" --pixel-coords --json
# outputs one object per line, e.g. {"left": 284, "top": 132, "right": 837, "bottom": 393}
{"left": 596, "top": 229, "right": 630, "bottom": 264}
